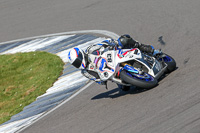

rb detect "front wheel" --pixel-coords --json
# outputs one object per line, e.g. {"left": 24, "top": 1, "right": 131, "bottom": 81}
{"left": 120, "top": 70, "right": 158, "bottom": 89}
{"left": 160, "top": 54, "right": 176, "bottom": 73}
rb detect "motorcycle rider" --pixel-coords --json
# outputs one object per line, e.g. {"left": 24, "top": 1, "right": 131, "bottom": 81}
{"left": 68, "top": 34, "right": 160, "bottom": 87}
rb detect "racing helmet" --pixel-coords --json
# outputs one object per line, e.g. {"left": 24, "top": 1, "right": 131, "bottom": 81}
{"left": 117, "top": 34, "right": 132, "bottom": 48}
{"left": 68, "top": 47, "right": 87, "bottom": 69}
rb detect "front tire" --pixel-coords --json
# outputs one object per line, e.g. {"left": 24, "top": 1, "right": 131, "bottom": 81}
{"left": 161, "top": 54, "right": 176, "bottom": 73}
{"left": 120, "top": 70, "right": 158, "bottom": 89}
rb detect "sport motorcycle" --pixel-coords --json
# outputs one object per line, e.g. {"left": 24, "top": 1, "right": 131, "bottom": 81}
{"left": 87, "top": 47, "right": 176, "bottom": 91}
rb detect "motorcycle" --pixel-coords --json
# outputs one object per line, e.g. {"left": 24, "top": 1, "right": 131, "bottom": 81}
{"left": 87, "top": 47, "right": 176, "bottom": 91}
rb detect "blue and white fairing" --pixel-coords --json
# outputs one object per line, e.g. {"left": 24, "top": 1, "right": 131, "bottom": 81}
{"left": 87, "top": 47, "right": 167, "bottom": 83}
{"left": 87, "top": 48, "right": 141, "bottom": 81}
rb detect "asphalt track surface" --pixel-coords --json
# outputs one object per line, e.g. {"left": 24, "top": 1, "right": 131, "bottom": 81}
{"left": 1, "top": 0, "right": 200, "bottom": 133}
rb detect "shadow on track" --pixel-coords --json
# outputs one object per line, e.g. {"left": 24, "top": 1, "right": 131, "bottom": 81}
{"left": 91, "top": 86, "right": 153, "bottom": 100}
{"left": 91, "top": 67, "right": 178, "bottom": 100}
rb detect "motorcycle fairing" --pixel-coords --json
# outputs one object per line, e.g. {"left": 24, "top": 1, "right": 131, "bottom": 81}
{"left": 87, "top": 48, "right": 167, "bottom": 82}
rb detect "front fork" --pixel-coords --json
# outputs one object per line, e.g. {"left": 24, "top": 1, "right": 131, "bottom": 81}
{"left": 121, "top": 63, "right": 143, "bottom": 74}
{"left": 115, "top": 63, "right": 137, "bottom": 78}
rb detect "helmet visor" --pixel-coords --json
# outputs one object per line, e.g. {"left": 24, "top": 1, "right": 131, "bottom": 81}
{"left": 72, "top": 51, "right": 83, "bottom": 68}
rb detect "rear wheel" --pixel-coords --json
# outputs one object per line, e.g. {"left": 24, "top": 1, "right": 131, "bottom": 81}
{"left": 120, "top": 70, "right": 158, "bottom": 89}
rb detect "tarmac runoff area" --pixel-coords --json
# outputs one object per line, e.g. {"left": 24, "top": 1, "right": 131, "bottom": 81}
{"left": 0, "top": 30, "right": 119, "bottom": 133}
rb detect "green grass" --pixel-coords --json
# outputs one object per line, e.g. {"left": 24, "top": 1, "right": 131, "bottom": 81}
{"left": 0, "top": 51, "right": 64, "bottom": 124}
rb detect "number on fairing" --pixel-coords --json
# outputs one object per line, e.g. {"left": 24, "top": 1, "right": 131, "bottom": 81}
{"left": 107, "top": 54, "right": 112, "bottom": 62}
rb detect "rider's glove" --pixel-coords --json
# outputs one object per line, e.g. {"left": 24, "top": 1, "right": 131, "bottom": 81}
{"left": 108, "top": 45, "right": 115, "bottom": 50}
{"left": 153, "top": 49, "right": 162, "bottom": 56}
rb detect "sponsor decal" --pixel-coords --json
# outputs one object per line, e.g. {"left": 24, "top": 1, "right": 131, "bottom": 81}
{"left": 129, "top": 55, "right": 133, "bottom": 58}
{"left": 90, "top": 65, "right": 94, "bottom": 69}
{"left": 99, "top": 58, "right": 106, "bottom": 72}
{"left": 117, "top": 48, "right": 137, "bottom": 59}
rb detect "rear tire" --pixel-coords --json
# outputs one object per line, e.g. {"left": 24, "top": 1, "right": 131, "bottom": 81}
{"left": 120, "top": 70, "right": 158, "bottom": 89}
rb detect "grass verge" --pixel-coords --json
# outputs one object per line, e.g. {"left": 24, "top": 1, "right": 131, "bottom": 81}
{"left": 0, "top": 51, "right": 64, "bottom": 124}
